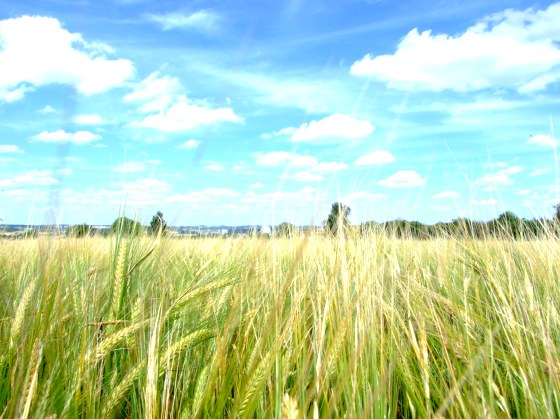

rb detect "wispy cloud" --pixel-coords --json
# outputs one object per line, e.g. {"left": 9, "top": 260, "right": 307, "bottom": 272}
{"left": 146, "top": 10, "right": 222, "bottom": 34}
{"left": 354, "top": 151, "right": 395, "bottom": 166}
{"left": 74, "top": 114, "right": 106, "bottom": 125}
{"left": 112, "top": 161, "right": 146, "bottom": 173}
{"left": 254, "top": 151, "right": 317, "bottom": 167}
{"left": 0, "top": 145, "right": 23, "bottom": 154}
{"left": 432, "top": 191, "right": 460, "bottom": 199}
{"left": 205, "top": 164, "right": 224, "bottom": 172}
{"left": 179, "top": 139, "right": 200, "bottom": 149}
{"left": 39, "top": 105, "right": 56, "bottom": 114}
{"left": 378, "top": 170, "right": 425, "bottom": 188}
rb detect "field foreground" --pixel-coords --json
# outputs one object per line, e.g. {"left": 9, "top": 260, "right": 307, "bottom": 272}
{"left": 1, "top": 235, "right": 559, "bottom": 418}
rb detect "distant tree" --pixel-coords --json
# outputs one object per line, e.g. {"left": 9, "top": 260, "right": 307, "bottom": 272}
{"left": 554, "top": 202, "right": 560, "bottom": 222}
{"left": 277, "top": 222, "right": 296, "bottom": 237}
{"left": 111, "top": 216, "right": 142, "bottom": 236}
{"left": 496, "top": 211, "right": 522, "bottom": 238}
{"left": 148, "top": 211, "right": 167, "bottom": 236}
{"left": 67, "top": 224, "right": 93, "bottom": 238}
{"left": 326, "top": 202, "right": 351, "bottom": 236}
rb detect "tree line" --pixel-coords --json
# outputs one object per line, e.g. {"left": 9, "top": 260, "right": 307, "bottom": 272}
{"left": 66, "top": 212, "right": 166, "bottom": 238}
{"left": 278, "top": 202, "right": 560, "bottom": 240}
{"left": 65, "top": 203, "right": 560, "bottom": 240}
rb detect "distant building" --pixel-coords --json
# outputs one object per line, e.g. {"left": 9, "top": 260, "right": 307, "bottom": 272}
{"left": 260, "top": 225, "right": 272, "bottom": 236}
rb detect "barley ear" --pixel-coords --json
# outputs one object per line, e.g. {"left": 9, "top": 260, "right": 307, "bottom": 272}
{"left": 112, "top": 242, "right": 128, "bottom": 319}
{"left": 10, "top": 279, "right": 36, "bottom": 351}
{"left": 102, "top": 360, "right": 147, "bottom": 418}
{"left": 87, "top": 320, "right": 148, "bottom": 364}
{"left": 237, "top": 350, "right": 272, "bottom": 417}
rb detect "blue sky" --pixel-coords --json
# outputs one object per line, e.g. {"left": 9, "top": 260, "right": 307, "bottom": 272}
{"left": 0, "top": 0, "right": 559, "bottom": 226}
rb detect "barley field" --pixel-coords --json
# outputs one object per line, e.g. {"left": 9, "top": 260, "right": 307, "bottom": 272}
{"left": 1, "top": 233, "right": 559, "bottom": 418}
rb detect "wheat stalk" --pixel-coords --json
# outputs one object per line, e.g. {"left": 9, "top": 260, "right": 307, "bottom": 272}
{"left": 145, "top": 313, "right": 161, "bottom": 419}
{"left": 17, "top": 339, "right": 43, "bottom": 419}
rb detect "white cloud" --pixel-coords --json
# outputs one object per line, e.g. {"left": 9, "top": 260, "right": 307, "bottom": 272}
{"left": 0, "top": 145, "right": 23, "bottom": 154}
{"left": 476, "top": 165, "right": 523, "bottom": 186}
{"left": 132, "top": 96, "right": 242, "bottom": 132}
{"left": 378, "top": 170, "right": 425, "bottom": 188}
{"left": 351, "top": 3, "right": 560, "bottom": 93}
{"left": 250, "top": 182, "right": 264, "bottom": 189}
{"left": 291, "top": 113, "right": 374, "bottom": 143}
{"left": 254, "top": 151, "right": 317, "bottom": 167}
{"left": 39, "top": 105, "right": 55, "bottom": 114}
{"left": 205, "top": 164, "right": 224, "bottom": 171}
{"left": 517, "top": 189, "right": 532, "bottom": 195}
{"left": 528, "top": 134, "right": 558, "bottom": 148}
{"left": 0, "top": 169, "right": 58, "bottom": 187}
{"left": 432, "top": 191, "right": 460, "bottom": 199}
{"left": 147, "top": 10, "right": 221, "bottom": 34}
{"left": 32, "top": 130, "right": 100, "bottom": 144}
{"left": 354, "top": 151, "right": 395, "bottom": 166}
{"left": 0, "top": 84, "right": 34, "bottom": 102}
{"left": 74, "top": 114, "right": 105, "bottom": 125}
{"left": 113, "top": 161, "right": 146, "bottom": 173}
{"left": 0, "top": 16, "right": 134, "bottom": 101}
{"left": 180, "top": 139, "right": 200, "bottom": 149}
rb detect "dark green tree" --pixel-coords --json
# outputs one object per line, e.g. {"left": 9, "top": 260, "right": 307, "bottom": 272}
{"left": 496, "top": 211, "right": 521, "bottom": 238}
{"left": 277, "top": 222, "right": 296, "bottom": 237}
{"left": 111, "top": 216, "right": 142, "bottom": 236}
{"left": 149, "top": 211, "right": 167, "bottom": 235}
{"left": 326, "top": 202, "right": 351, "bottom": 236}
